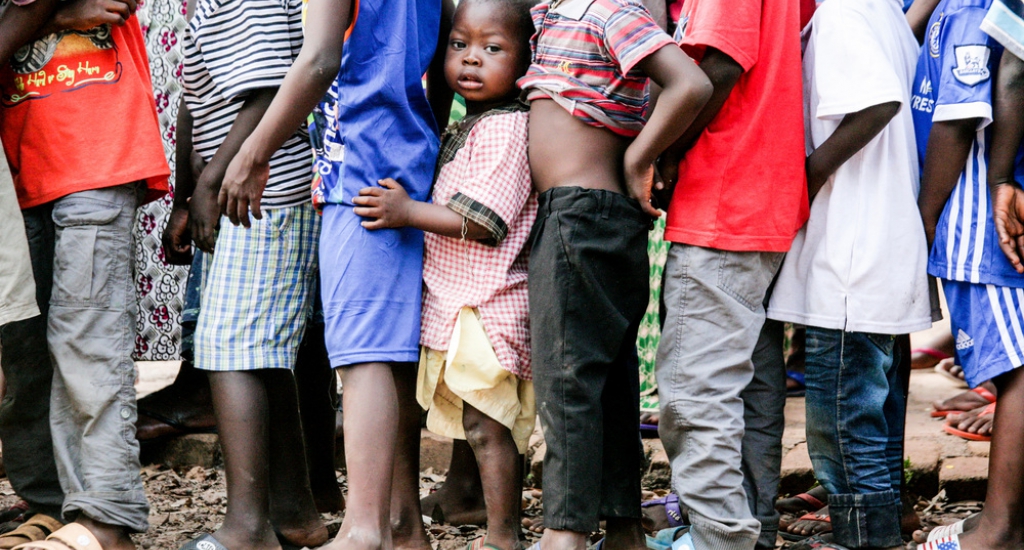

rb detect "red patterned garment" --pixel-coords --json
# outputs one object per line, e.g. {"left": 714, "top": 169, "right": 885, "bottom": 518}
{"left": 420, "top": 111, "right": 536, "bottom": 380}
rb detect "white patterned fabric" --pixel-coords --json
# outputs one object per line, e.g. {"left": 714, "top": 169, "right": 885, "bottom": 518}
{"left": 132, "top": 0, "right": 190, "bottom": 360}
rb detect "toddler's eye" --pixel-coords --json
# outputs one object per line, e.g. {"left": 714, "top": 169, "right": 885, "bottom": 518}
{"left": 485, "top": 45, "right": 502, "bottom": 54}
{"left": 450, "top": 40, "right": 467, "bottom": 50}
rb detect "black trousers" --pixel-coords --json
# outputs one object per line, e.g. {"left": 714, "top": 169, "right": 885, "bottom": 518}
{"left": 529, "top": 187, "right": 650, "bottom": 533}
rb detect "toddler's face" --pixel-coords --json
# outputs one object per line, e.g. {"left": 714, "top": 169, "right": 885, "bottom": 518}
{"left": 444, "top": 2, "right": 525, "bottom": 107}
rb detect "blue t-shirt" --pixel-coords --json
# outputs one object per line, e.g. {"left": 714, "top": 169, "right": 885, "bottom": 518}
{"left": 912, "top": 0, "right": 1024, "bottom": 287}
{"left": 309, "top": 0, "right": 441, "bottom": 207}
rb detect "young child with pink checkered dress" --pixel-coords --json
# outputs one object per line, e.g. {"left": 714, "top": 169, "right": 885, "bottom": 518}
{"left": 350, "top": 0, "right": 537, "bottom": 547}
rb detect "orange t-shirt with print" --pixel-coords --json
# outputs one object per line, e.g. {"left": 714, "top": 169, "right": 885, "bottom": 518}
{"left": 0, "top": 16, "right": 169, "bottom": 208}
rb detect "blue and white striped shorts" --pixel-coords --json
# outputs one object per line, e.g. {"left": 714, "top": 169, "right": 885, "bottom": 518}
{"left": 942, "top": 278, "right": 1024, "bottom": 387}
{"left": 195, "top": 204, "right": 320, "bottom": 371}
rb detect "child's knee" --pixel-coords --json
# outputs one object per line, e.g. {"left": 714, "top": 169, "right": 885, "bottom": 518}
{"left": 461, "top": 406, "right": 507, "bottom": 449}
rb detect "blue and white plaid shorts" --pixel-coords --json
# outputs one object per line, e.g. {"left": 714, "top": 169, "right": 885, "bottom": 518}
{"left": 195, "top": 204, "right": 320, "bottom": 371}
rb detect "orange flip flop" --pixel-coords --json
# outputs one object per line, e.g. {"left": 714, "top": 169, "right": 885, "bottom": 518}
{"left": 942, "top": 402, "right": 995, "bottom": 441}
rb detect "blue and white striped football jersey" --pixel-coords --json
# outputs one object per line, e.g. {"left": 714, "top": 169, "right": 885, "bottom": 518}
{"left": 912, "top": 0, "right": 1024, "bottom": 287}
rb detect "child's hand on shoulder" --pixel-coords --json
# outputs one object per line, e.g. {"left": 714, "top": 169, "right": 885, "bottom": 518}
{"left": 353, "top": 178, "right": 414, "bottom": 230}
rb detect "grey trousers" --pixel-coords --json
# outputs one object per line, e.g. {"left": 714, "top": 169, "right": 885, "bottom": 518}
{"left": 656, "top": 244, "right": 783, "bottom": 550}
{"left": 742, "top": 317, "right": 786, "bottom": 550}
{"left": 0, "top": 184, "right": 149, "bottom": 531}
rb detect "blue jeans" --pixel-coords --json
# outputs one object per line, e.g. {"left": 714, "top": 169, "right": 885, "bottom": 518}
{"left": 804, "top": 328, "right": 905, "bottom": 549}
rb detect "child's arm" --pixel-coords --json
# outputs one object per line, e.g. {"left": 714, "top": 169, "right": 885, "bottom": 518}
{"left": 0, "top": 0, "right": 136, "bottom": 65}
{"left": 35, "top": 0, "right": 136, "bottom": 37}
{"left": 352, "top": 178, "right": 491, "bottom": 240}
{"left": 653, "top": 47, "right": 742, "bottom": 202}
{"left": 988, "top": 52, "right": 1024, "bottom": 273}
{"left": 805, "top": 102, "right": 900, "bottom": 199}
{"left": 190, "top": 87, "right": 278, "bottom": 251}
{"left": 219, "top": 0, "right": 354, "bottom": 227}
{"left": 625, "top": 45, "right": 713, "bottom": 217}
{"left": 426, "top": 0, "right": 455, "bottom": 132}
{"left": 918, "top": 119, "right": 979, "bottom": 247}
{"left": 161, "top": 98, "right": 198, "bottom": 265}
{"left": 906, "top": 0, "right": 940, "bottom": 44}
{"left": 0, "top": 0, "right": 59, "bottom": 65}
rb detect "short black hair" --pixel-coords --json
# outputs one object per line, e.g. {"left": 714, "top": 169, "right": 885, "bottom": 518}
{"left": 457, "top": 0, "right": 536, "bottom": 65}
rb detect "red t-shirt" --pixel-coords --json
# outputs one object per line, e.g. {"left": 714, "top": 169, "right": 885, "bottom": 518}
{"left": 665, "top": 0, "right": 808, "bottom": 252}
{"left": 0, "top": 17, "right": 169, "bottom": 208}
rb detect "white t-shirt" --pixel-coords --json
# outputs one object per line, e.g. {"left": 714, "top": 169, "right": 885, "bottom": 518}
{"left": 767, "top": 0, "right": 934, "bottom": 334}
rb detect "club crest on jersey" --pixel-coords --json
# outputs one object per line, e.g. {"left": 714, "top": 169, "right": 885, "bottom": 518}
{"left": 952, "top": 45, "right": 991, "bottom": 85}
{"left": 928, "top": 20, "right": 941, "bottom": 57}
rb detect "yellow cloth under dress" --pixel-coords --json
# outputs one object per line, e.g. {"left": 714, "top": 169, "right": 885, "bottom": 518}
{"left": 417, "top": 307, "right": 535, "bottom": 453}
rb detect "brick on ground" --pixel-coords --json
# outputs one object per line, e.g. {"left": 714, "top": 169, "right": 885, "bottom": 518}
{"left": 780, "top": 442, "right": 815, "bottom": 497}
{"left": 904, "top": 438, "right": 941, "bottom": 496}
{"left": 939, "top": 456, "right": 989, "bottom": 501}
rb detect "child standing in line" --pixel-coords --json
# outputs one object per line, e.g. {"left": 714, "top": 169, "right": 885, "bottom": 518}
{"left": 518, "top": 0, "right": 712, "bottom": 548}
{"left": 352, "top": 3, "right": 537, "bottom": 548}
{"left": 0, "top": 0, "right": 168, "bottom": 548}
{"left": 171, "top": 0, "right": 326, "bottom": 548}
{"left": 218, "top": 0, "right": 454, "bottom": 548}
{"left": 767, "top": 0, "right": 935, "bottom": 548}
{"left": 912, "top": 0, "right": 1024, "bottom": 547}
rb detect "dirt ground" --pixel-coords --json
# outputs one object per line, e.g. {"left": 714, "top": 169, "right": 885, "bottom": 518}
{"left": 0, "top": 467, "right": 979, "bottom": 550}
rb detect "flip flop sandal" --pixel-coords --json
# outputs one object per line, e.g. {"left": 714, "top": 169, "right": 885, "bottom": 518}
{"left": 0, "top": 514, "right": 63, "bottom": 549}
{"left": 11, "top": 523, "right": 98, "bottom": 550}
{"left": 912, "top": 348, "right": 952, "bottom": 368}
{"left": 779, "top": 512, "right": 831, "bottom": 542}
{"left": 786, "top": 533, "right": 850, "bottom": 550}
{"left": 0, "top": 503, "right": 32, "bottom": 535}
{"left": 777, "top": 491, "right": 827, "bottom": 513}
{"left": 918, "top": 534, "right": 965, "bottom": 550}
{"left": 942, "top": 402, "right": 995, "bottom": 442}
{"left": 931, "top": 387, "right": 997, "bottom": 418}
{"left": 641, "top": 493, "right": 686, "bottom": 528}
{"left": 179, "top": 533, "right": 229, "bottom": 550}
{"left": 926, "top": 518, "right": 967, "bottom": 542}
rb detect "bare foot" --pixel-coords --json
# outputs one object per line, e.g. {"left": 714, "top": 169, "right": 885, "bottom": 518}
{"left": 945, "top": 404, "right": 995, "bottom": 438}
{"left": 912, "top": 513, "right": 981, "bottom": 544}
{"left": 931, "top": 383, "right": 997, "bottom": 416}
{"left": 77, "top": 517, "right": 134, "bottom": 550}
{"left": 783, "top": 506, "right": 831, "bottom": 539}
{"left": 421, "top": 484, "right": 487, "bottom": 526}
{"left": 321, "top": 526, "right": 386, "bottom": 550}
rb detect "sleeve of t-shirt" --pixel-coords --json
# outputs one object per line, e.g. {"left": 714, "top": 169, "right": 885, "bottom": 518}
{"left": 678, "top": 0, "right": 761, "bottom": 72}
{"left": 811, "top": 0, "right": 906, "bottom": 120}
{"left": 191, "top": 0, "right": 300, "bottom": 101}
{"left": 446, "top": 114, "right": 532, "bottom": 247}
{"left": 934, "top": 6, "right": 996, "bottom": 128}
{"left": 603, "top": 3, "right": 677, "bottom": 75}
{"left": 981, "top": 0, "right": 1024, "bottom": 61}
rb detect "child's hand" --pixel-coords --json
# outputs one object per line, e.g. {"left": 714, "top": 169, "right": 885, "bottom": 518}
{"left": 161, "top": 204, "right": 193, "bottom": 265}
{"left": 624, "top": 148, "right": 661, "bottom": 219}
{"left": 219, "top": 146, "right": 269, "bottom": 229}
{"left": 189, "top": 182, "right": 221, "bottom": 254}
{"left": 55, "top": 0, "right": 136, "bottom": 30}
{"left": 352, "top": 178, "right": 413, "bottom": 229}
{"left": 992, "top": 182, "right": 1024, "bottom": 273}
